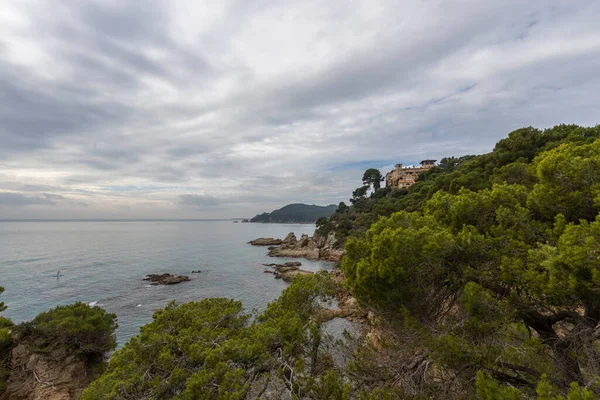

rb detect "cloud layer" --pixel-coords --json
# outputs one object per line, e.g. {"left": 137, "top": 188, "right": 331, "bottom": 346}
{"left": 1, "top": 0, "right": 599, "bottom": 218}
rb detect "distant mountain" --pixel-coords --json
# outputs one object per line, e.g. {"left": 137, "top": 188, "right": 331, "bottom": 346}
{"left": 249, "top": 203, "right": 338, "bottom": 223}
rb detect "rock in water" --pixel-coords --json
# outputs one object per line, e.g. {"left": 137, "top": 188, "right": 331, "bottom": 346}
{"left": 248, "top": 237, "right": 283, "bottom": 246}
{"left": 262, "top": 261, "right": 302, "bottom": 268}
{"left": 267, "top": 233, "right": 320, "bottom": 260}
{"left": 264, "top": 232, "right": 344, "bottom": 262}
{"left": 143, "top": 273, "right": 190, "bottom": 285}
{"left": 275, "top": 269, "right": 313, "bottom": 282}
{"left": 260, "top": 261, "right": 313, "bottom": 282}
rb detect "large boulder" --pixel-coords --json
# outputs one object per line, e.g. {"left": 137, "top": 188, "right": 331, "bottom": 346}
{"left": 298, "top": 234, "right": 310, "bottom": 247}
{"left": 281, "top": 232, "right": 297, "bottom": 245}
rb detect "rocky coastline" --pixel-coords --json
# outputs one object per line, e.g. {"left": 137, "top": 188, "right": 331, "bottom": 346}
{"left": 251, "top": 231, "right": 366, "bottom": 326}
{"left": 251, "top": 231, "right": 344, "bottom": 262}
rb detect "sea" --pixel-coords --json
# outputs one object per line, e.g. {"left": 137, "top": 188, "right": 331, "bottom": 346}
{"left": 0, "top": 220, "right": 335, "bottom": 345}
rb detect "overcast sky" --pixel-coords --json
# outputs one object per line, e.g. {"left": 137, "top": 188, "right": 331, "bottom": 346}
{"left": 1, "top": 0, "right": 599, "bottom": 219}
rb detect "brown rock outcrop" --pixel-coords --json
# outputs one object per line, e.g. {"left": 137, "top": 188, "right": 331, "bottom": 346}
{"left": 0, "top": 342, "right": 101, "bottom": 400}
{"left": 267, "top": 233, "right": 320, "bottom": 260}
{"left": 261, "top": 232, "right": 344, "bottom": 262}
{"left": 318, "top": 291, "right": 366, "bottom": 322}
{"left": 319, "top": 233, "right": 345, "bottom": 262}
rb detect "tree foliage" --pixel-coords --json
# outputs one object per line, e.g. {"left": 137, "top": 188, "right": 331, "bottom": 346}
{"left": 342, "top": 130, "right": 600, "bottom": 397}
{"left": 83, "top": 273, "right": 343, "bottom": 399}
{"left": 0, "top": 287, "right": 6, "bottom": 313}
{"left": 362, "top": 168, "right": 384, "bottom": 192}
{"left": 0, "top": 287, "right": 10, "bottom": 395}
{"left": 18, "top": 302, "right": 117, "bottom": 357}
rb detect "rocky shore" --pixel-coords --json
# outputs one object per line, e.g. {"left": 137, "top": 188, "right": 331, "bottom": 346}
{"left": 250, "top": 232, "right": 344, "bottom": 262}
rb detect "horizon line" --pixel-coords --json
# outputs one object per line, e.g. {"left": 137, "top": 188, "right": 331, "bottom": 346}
{"left": 0, "top": 218, "right": 248, "bottom": 222}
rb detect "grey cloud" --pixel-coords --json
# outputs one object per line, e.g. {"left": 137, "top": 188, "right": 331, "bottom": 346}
{"left": 41, "top": 193, "right": 65, "bottom": 202}
{"left": 55, "top": 1, "right": 211, "bottom": 85}
{"left": 22, "top": 184, "right": 63, "bottom": 192}
{"left": 0, "top": 0, "right": 599, "bottom": 218}
{"left": 0, "top": 70, "right": 134, "bottom": 154}
{"left": 179, "top": 194, "right": 219, "bottom": 207}
{"left": 0, "top": 0, "right": 209, "bottom": 158}
{"left": 0, "top": 192, "right": 56, "bottom": 206}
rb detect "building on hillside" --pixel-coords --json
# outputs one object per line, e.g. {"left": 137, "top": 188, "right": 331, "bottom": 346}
{"left": 385, "top": 160, "right": 436, "bottom": 189}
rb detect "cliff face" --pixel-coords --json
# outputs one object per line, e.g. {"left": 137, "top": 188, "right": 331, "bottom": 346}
{"left": 267, "top": 232, "right": 344, "bottom": 262}
{"left": 0, "top": 339, "right": 101, "bottom": 400}
{"left": 318, "top": 232, "right": 346, "bottom": 262}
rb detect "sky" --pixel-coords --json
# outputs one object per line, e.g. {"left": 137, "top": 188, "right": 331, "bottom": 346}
{"left": 1, "top": 0, "right": 599, "bottom": 219}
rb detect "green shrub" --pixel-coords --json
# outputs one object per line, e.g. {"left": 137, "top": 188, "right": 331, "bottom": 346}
{"left": 0, "top": 328, "right": 12, "bottom": 396}
{"left": 84, "top": 274, "right": 340, "bottom": 399}
{"left": 0, "top": 329, "right": 11, "bottom": 353}
{"left": 0, "top": 286, "right": 6, "bottom": 313}
{"left": 0, "top": 317, "right": 12, "bottom": 330}
{"left": 19, "top": 302, "right": 117, "bottom": 356}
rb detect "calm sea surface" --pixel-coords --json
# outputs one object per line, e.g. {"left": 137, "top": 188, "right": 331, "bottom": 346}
{"left": 0, "top": 220, "right": 333, "bottom": 344}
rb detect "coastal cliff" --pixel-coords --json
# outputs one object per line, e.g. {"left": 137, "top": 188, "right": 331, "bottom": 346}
{"left": 0, "top": 337, "right": 102, "bottom": 400}
{"left": 0, "top": 303, "right": 116, "bottom": 400}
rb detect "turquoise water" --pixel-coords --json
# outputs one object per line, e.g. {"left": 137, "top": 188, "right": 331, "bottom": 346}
{"left": 0, "top": 220, "right": 332, "bottom": 344}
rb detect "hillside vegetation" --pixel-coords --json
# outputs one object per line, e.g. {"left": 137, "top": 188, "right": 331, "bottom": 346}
{"left": 250, "top": 203, "right": 338, "bottom": 223}
{"left": 318, "top": 124, "right": 600, "bottom": 244}
{"left": 333, "top": 124, "right": 600, "bottom": 397}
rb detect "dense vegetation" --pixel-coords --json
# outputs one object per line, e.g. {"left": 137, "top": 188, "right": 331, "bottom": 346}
{"left": 16, "top": 302, "right": 118, "bottom": 357}
{"left": 334, "top": 124, "right": 600, "bottom": 397}
{"left": 250, "top": 203, "right": 338, "bottom": 223}
{"left": 319, "top": 124, "right": 600, "bottom": 246}
{"left": 82, "top": 273, "right": 346, "bottom": 399}
{"left": 0, "top": 287, "right": 11, "bottom": 394}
